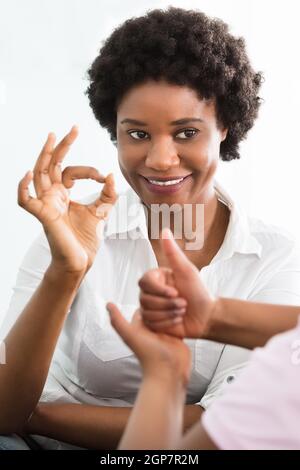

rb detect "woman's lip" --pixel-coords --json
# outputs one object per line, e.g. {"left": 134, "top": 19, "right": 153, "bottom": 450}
{"left": 141, "top": 175, "right": 191, "bottom": 182}
{"left": 140, "top": 174, "right": 193, "bottom": 194}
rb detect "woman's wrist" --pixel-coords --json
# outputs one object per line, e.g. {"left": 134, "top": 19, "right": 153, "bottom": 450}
{"left": 205, "top": 297, "right": 244, "bottom": 345}
{"left": 203, "top": 297, "right": 225, "bottom": 342}
{"left": 45, "top": 262, "right": 85, "bottom": 287}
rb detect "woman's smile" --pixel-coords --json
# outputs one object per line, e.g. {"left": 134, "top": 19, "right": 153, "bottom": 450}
{"left": 139, "top": 173, "right": 193, "bottom": 195}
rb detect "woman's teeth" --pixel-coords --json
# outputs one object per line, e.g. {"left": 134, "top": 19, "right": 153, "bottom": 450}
{"left": 148, "top": 178, "right": 184, "bottom": 186}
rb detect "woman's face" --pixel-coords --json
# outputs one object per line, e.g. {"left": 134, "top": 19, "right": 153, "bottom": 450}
{"left": 116, "top": 80, "right": 227, "bottom": 207}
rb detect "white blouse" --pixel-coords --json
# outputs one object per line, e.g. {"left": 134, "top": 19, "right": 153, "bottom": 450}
{"left": 2, "top": 182, "right": 300, "bottom": 409}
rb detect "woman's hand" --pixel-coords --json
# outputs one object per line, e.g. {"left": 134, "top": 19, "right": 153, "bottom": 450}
{"left": 18, "top": 126, "right": 117, "bottom": 275}
{"left": 139, "top": 229, "right": 216, "bottom": 339}
{"left": 106, "top": 304, "right": 191, "bottom": 387}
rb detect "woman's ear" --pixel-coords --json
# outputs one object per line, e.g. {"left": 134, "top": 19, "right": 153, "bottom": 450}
{"left": 220, "top": 128, "right": 228, "bottom": 142}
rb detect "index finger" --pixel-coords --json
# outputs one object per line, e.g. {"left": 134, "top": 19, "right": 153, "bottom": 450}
{"left": 93, "top": 173, "right": 118, "bottom": 207}
{"left": 62, "top": 166, "right": 105, "bottom": 189}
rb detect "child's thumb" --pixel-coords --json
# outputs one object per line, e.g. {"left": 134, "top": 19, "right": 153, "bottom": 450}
{"left": 106, "top": 302, "right": 134, "bottom": 348}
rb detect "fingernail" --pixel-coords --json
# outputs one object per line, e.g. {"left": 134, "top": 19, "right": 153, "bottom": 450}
{"left": 172, "top": 317, "right": 183, "bottom": 324}
{"left": 173, "top": 299, "right": 187, "bottom": 308}
{"left": 172, "top": 308, "right": 186, "bottom": 316}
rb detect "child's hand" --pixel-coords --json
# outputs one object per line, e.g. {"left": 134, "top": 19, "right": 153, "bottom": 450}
{"left": 106, "top": 304, "right": 191, "bottom": 387}
{"left": 139, "top": 229, "right": 216, "bottom": 339}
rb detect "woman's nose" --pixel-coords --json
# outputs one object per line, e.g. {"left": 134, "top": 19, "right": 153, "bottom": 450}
{"left": 145, "top": 140, "right": 180, "bottom": 171}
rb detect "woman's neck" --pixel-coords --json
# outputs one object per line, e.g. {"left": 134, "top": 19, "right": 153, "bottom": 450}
{"left": 146, "top": 190, "right": 230, "bottom": 270}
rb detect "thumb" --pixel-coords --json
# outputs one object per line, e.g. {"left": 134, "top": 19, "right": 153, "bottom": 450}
{"left": 106, "top": 302, "right": 135, "bottom": 349}
{"left": 161, "top": 228, "right": 194, "bottom": 274}
{"left": 100, "top": 173, "right": 118, "bottom": 205}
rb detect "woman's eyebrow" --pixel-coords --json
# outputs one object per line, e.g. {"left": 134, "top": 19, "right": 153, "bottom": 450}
{"left": 120, "top": 117, "right": 204, "bottom": 126}
{"left": 170, "top": 118, "right": 204, "bottom": 125}
{"left": 120, "top": 118, "right": 147, "bottom": 126}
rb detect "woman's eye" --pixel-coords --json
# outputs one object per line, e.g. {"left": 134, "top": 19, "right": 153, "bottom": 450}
{"left": 176, "top": 129, "right": 198, "bottom": 139}
{"left": 128, "top": 130, "right": 149, "bottom": 140}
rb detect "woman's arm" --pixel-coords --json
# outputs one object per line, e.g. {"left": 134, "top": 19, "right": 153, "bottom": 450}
{"left": 25, "top": 402, "right": 202, "bottom": 449}
{"left": 0, "top": 266, "right": 82, "bottom": 433}
{"left": 0, "top": 127, "right": 117, "bottom": 433}
{"left": 139, "top": 229, "right": 300, "bottom": 349}
{"left": 207, "top": 297, "right": 299, "bottom": 349}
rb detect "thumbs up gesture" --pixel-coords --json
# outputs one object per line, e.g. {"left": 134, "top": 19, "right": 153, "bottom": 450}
{"left": 139, "top": 228, "right": 216, "bottom": 339}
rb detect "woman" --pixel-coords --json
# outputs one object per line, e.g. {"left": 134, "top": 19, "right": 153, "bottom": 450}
{"left": 1, "top": 7, "right": 300, "bottom": 449}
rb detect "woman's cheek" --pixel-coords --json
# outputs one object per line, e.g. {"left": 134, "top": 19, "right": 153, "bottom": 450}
{"left": 201, "top": 137, "right": 222, "bottom": 168}
{"left": 190, "top": 141, "right": 217, "bottom": 171}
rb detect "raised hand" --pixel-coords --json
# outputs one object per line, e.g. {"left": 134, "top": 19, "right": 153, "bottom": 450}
{"left": 18, "top": 126, "right": 117, "bottom": 275}
{"left": 106, "top": 304, "right": 191, "bottom": 386}
{"left": 139, "top": 229, "right": 216, "bottom": 338}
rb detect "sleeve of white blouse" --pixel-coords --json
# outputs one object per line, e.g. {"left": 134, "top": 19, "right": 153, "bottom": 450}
{"left": 0, "top": 231, "right": 51, "bottom": 340}
{"left": 198, "top": 237, "right": 300, "bottom": 410}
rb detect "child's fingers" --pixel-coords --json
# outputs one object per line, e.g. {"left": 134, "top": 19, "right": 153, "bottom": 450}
{"left": 140, "top": 292, "right": 187, "bottom": 311}
{"left": 145, "top": 317, "right": 185, "bottom": 338}
{"left": 98, "top": 173, "right": 118, "bottom": 205}
{"left": 141, "top": 307, "right": 186, "bottom": 323}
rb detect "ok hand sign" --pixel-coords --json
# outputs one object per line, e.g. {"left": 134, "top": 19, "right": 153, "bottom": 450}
{"left": 18, "top": 126, "right": 117, "bottom": 275}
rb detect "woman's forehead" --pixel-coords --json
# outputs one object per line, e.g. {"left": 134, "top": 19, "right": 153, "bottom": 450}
{"left": 117, "top": 80, "right": 216, "bottom": 122}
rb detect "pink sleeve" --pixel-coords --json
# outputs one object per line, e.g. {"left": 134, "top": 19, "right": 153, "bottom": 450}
{"left": 202, "top": 319, "right": 300, "bottom": 450}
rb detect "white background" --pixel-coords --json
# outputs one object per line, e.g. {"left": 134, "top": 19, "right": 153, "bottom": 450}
{"left": 1, "top": 0, "right": 300, "bottom": 323}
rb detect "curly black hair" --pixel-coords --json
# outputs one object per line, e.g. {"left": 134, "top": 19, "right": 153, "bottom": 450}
{"left": 86, "top": 7, "right": 263, "bottom": 161}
